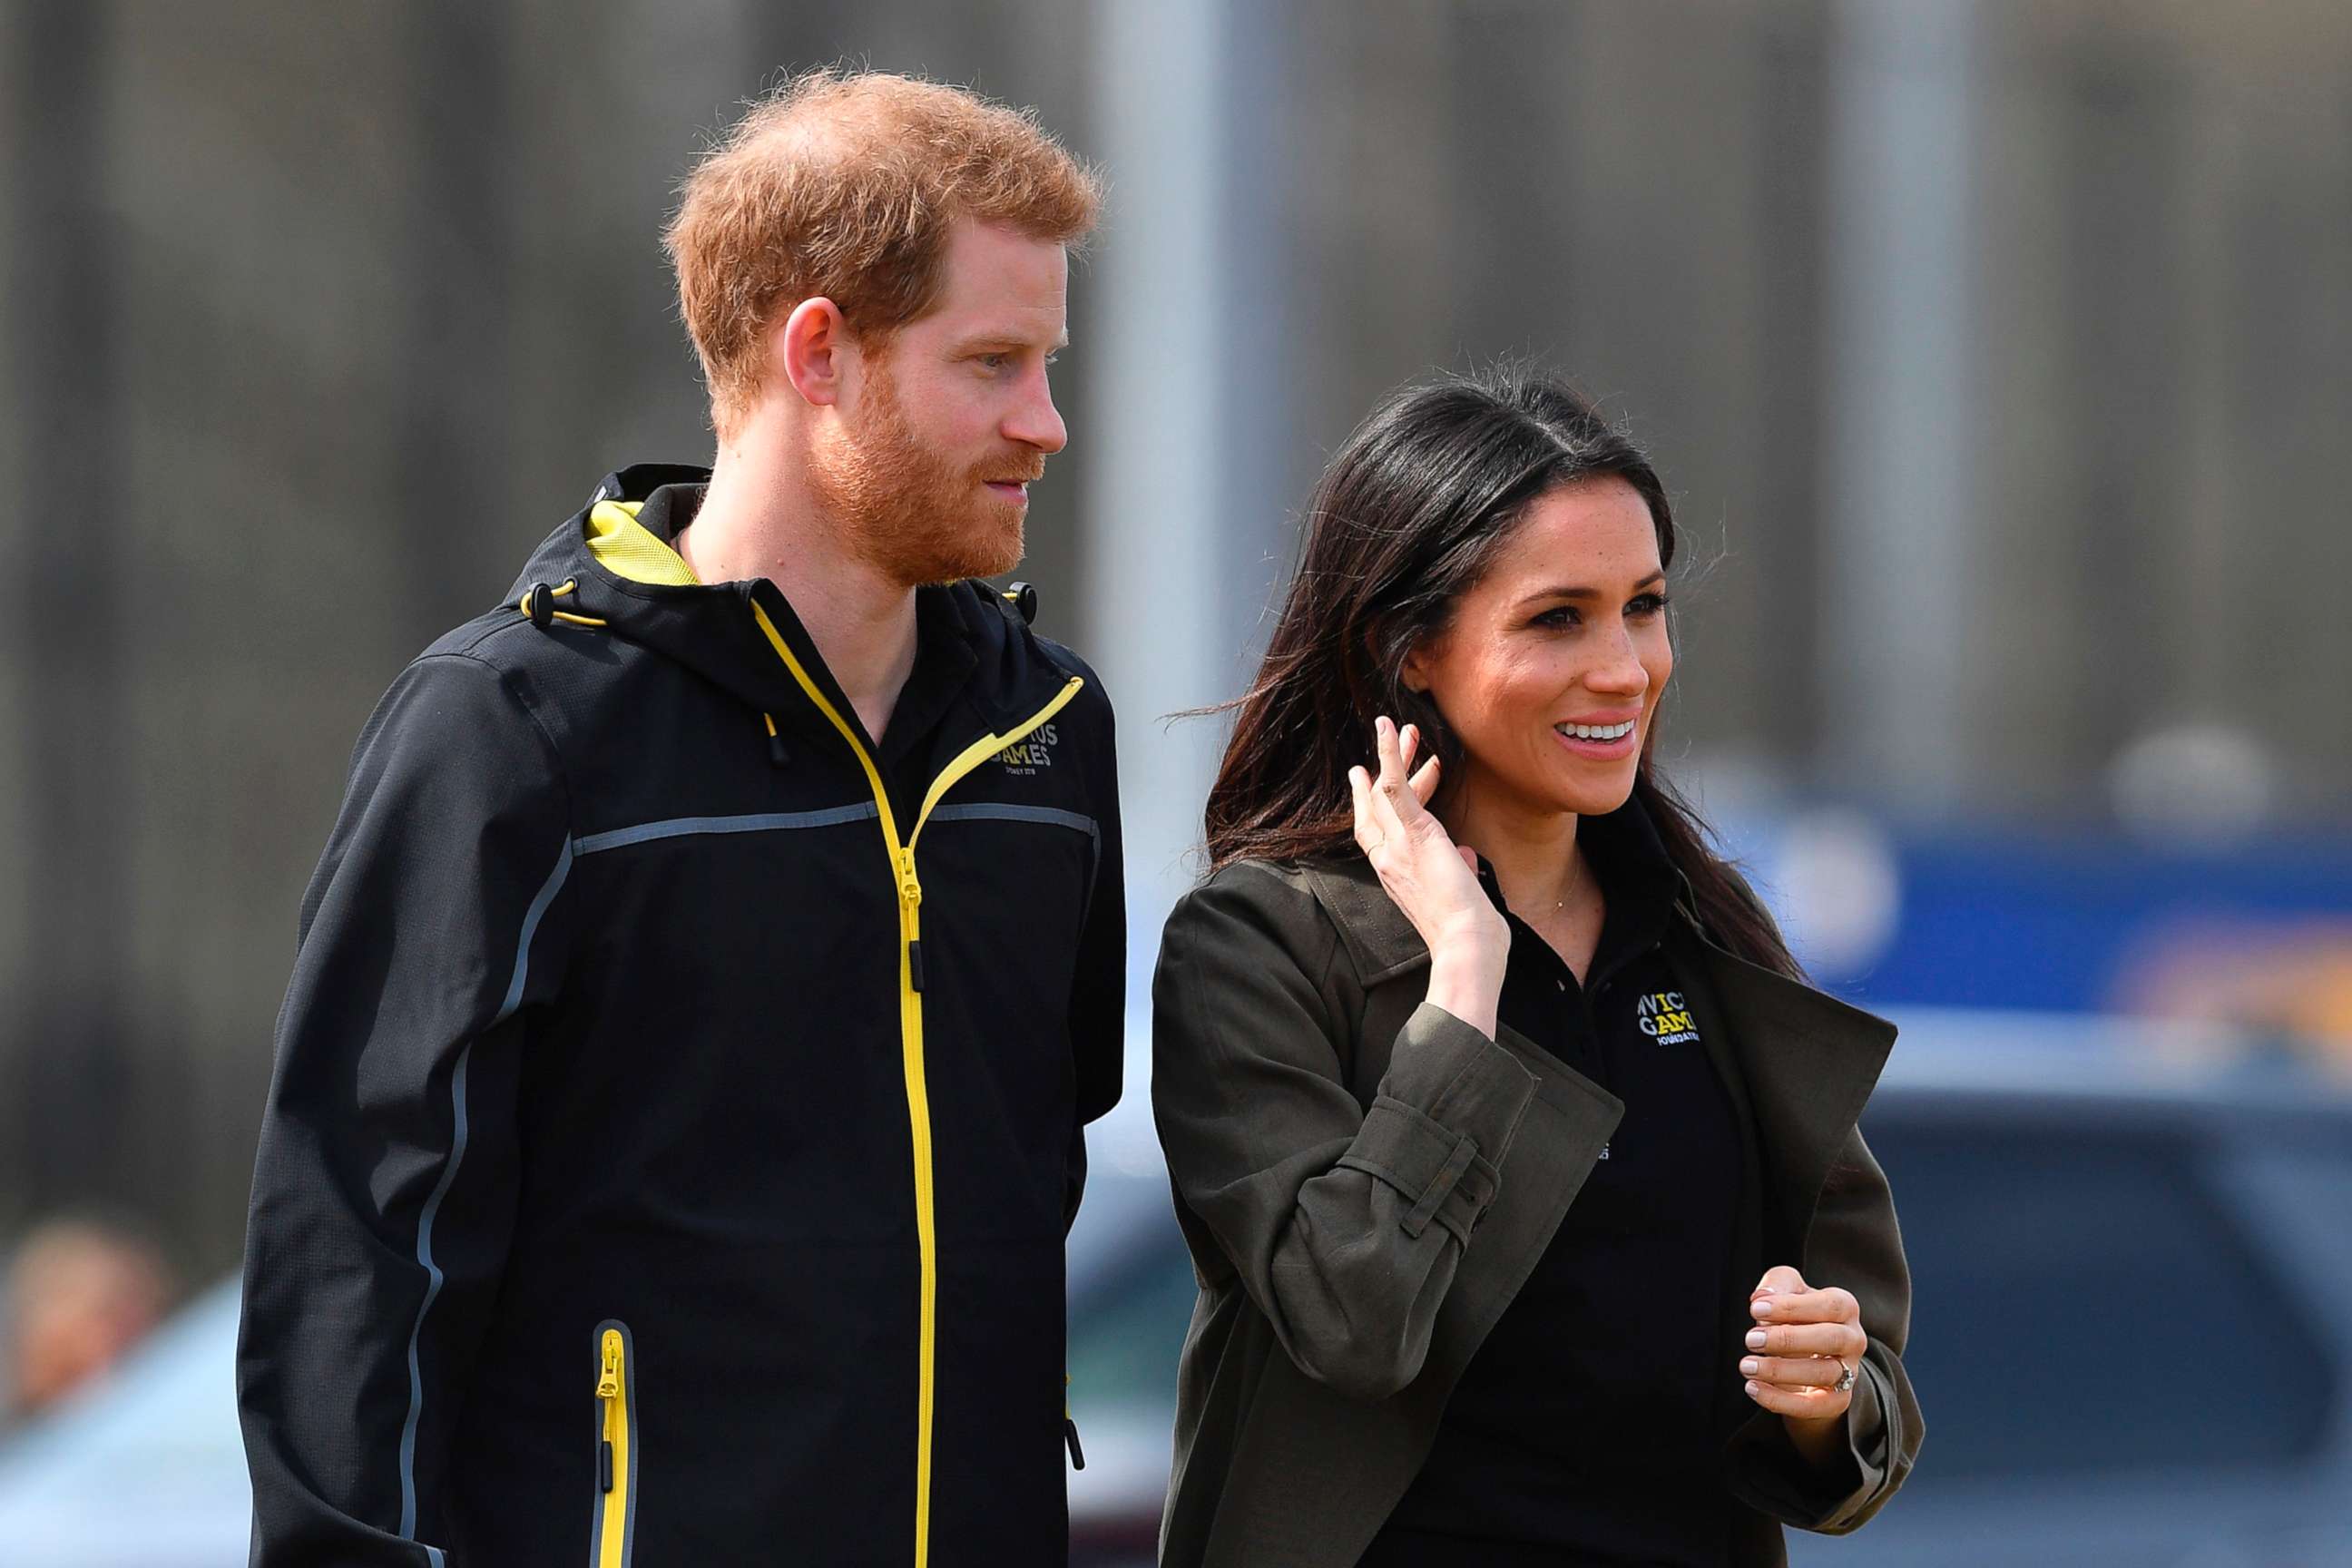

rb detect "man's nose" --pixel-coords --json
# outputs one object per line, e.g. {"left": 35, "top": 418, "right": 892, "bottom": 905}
{"left": 1004, "top": 368, "right": 1067, "bottom": 456}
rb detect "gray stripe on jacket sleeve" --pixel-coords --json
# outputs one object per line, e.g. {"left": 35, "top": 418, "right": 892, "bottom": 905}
{"left": 396, "top": 834, "right": 573, "bottom": 1549}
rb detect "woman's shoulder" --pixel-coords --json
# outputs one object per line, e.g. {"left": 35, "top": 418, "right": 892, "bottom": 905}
{"left": 1166, "top": 854, "right": 1360, "bottom": 953}
{"left": 1180, "top": 854, "right": 1331, "bottom": 917}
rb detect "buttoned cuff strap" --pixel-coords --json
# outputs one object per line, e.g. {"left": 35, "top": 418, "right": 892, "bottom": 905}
{"left": 1338, "top": 1098, "right": 1503, "bottom": 1242}
{"left": 1336, "top": 1003, "right": 1537, "bottom": 1243}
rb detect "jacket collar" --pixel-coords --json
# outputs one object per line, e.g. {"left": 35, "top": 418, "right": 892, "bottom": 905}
{"left": 1298, "top": 854, "right": 1432, "bottom": 986}
{"left": 508, "top": 466, "right": 1068, "bottom": 759}
{"left": 1298, "top": 840, "right": 1898, "bottom": 1250}
{"left": 1683, "top": 936, "right": 1898, "bottom": 1249}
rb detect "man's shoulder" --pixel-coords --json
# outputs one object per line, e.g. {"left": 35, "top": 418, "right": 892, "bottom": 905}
{"left": 413, "top": 603, "right": 539, "bottom": 671}
{"left": 1023, "top": 625, "right": 1096, "bottom": 681}
{"left": 336, "top": 604, "right": 624, "bottom": 801}
{"left": 1029, "top": 632, "right": 1114, "bottom": 728}
{"left": 953, "top": 578, "right": 1111, "bottom": 703}
{"left": 404, "top": 595, "right": 673, "bottom": 736}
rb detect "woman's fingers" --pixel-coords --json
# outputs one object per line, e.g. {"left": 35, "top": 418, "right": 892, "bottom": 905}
{"left": 1365, "top": 720, "right": 1417, "bottom": 842}
{"left": 1739, "top": 1355, "right": 1850, "bottom": 1388}
{"left": 1742, "top": 1378, "right": 1850, "bottom": 1420}
{"left": 1378, "top": 721, "right": 1431, "bottom": 822}
{"left": 1387, "top": 723, "right": 1438, "bottom": 827}
{"left": 1348, "top": 765, "right": 1380, "bottom": 854}
{"left": 1745, "top": 1270, "right": 1865, "bottom": 1412}
{"left": 1374, "top": 715, "right": 1405, "bottom": 790}
{"left": 1744, "top": 1320, "right": 1867, "bottom": 1360}
{"left": 1352, "top": 716, "right": 1506, "bottom": 969}
{"left": 1353, "top": 741, "right": 1413, "bottom": 865}
{"left": 1751, "top": 1286, "right": 1859, "bottom": 1328}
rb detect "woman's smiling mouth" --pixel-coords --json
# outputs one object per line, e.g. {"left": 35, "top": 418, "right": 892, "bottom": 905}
{"left": 1553, "top": 715, "right": 1639, "bottom": 757}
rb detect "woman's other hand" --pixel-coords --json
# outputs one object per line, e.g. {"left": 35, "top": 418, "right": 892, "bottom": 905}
{"left": 1348, "top": 716, "right": 1509, "bottom": 1035}
{"left": 1740, "top": 1264, "right": 1869, "bottom": 1468}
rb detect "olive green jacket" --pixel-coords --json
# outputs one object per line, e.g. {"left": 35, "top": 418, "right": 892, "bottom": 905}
{"left": 1151, "top": 856, "right": 1923, "bottom": 1568}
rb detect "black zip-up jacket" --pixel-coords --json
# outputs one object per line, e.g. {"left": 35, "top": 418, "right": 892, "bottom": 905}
{"left": 238, "top": 466, "right": 1124, "bottom": 1568}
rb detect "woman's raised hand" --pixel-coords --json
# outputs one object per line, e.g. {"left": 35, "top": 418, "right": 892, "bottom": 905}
{"left": 1348, "top": 717, "right": 1509, "bottom": 1035}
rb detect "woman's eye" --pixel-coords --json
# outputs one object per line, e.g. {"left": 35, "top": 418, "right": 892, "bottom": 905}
{"left": 1534, "top": 606, "right": 1581, "bottom": 629}
{"left": 1628, "top": 593, "right": 1670, "bottom": 617}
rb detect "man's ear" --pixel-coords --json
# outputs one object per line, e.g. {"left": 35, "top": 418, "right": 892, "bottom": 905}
{"left": 778, "top": 297, "right": 848, "bottom": 407}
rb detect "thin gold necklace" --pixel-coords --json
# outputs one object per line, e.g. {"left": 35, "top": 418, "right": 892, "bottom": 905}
{"left": 1552, "top": 844, "right": 1588, "bottom": 913}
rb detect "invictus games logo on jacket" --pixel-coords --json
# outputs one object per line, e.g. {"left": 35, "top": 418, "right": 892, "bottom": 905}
{"left": 1636, "top": 991, "right": 1700, "bottom": 1046}
{"left": 996, "top": 722, "right": 1058, "bottom": 777}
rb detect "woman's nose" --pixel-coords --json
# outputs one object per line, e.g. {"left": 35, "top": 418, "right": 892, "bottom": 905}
{"left": 1584, "top": 636, "right": 1648, "bottom": 695}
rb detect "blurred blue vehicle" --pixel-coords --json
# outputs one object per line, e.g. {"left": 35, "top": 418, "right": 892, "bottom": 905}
{"left": 1064, "top": 1013, "right": 2352, "bottom": 1568}
{"left": 6, "top": 1014, "right": 2349, "bottom": 1567}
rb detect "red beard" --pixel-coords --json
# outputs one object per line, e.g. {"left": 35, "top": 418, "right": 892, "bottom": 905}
{"left": 808, "top": 359, "right": 1040, "bottom": 586}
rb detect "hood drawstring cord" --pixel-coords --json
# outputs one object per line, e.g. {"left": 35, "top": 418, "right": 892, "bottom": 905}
{"left": 518, "top": 579, "right": 607, "bottom": 632}
{"left": 517, "top": 579, "right": 779, "bottom": 765}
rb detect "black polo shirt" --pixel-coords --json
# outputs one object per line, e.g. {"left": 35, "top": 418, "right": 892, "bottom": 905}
{"left": 1360, "top": 799, "right": 1749, "bottom": 1567}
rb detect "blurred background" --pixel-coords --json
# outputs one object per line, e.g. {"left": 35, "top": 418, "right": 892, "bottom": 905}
{"left": 3, "top": 0, "right": 2348, "bottom": 1563}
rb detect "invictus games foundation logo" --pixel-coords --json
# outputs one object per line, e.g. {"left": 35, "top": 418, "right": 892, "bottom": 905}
{"left": 996, "top": 722, "right": 1058, "bottom": 777}
{"left": 1635, "top": 990, "right": 1700, "bottom": 1046}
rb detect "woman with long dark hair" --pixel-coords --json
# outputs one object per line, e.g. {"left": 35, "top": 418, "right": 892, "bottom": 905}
{"left": 1152, "top": 368, "right": 1921, "bottom": 1567}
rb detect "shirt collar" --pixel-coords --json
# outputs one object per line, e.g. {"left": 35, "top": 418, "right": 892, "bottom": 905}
{"left": 1473, "top": 795, "right": 1681, "bottom": 971}
{"left": 1299, "top": 792, "right": 1690, "bottom": 985}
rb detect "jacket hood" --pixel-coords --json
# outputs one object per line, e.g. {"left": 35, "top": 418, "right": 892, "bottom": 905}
{"left": 505, "top": 463, "right": 1076, "bottom": 747}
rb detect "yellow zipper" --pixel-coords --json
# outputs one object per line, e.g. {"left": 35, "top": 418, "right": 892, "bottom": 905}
{"left": 751, "top": 600, "right": 1082, "bottom": 1568}
{"left": 591, "top": 1321, "right": 634, "bottom": 1568}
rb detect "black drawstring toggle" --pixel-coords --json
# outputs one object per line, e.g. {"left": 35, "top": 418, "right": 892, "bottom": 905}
{"left": 768, "top": 730, "right": 789, "bottom": 767}
{"left": 525, "top": 583, "right": 554, "bottom": 631}
{"left": 1003, "top": 582, "right": 1038, "bottom": 625}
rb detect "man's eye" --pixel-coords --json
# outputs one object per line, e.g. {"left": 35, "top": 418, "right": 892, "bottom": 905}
{"left": 978, "top": 354, "right": 1008, "bottom": 371}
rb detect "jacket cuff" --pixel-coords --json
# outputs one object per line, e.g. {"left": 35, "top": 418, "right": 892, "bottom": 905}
{"left": 1336, "top": 1003, "right": 1537, "bottom": 1244}
{"left": 1723, "top": 1357, "right": 1889, "bottom": 1532}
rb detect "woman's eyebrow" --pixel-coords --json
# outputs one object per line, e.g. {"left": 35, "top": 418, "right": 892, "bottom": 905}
{"left": 1514, "top": 571, "right": 1666, "bottom": 608}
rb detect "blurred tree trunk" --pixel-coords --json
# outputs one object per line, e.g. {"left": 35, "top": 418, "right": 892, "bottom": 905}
{"left": 5, "top": 0, "right": 137, "bottom": 1226}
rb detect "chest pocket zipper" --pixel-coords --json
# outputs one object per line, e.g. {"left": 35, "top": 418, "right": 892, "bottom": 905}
{"left": 591, "top": 1320, "right": 638, "bottom": 1568}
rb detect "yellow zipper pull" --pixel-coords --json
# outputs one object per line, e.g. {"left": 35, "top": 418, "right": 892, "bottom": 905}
{"left": 598, "top": 1331, "right": 622, "bottom": 1494}
{"left": 894, "top": 848, "right": 923, "bottom": 908}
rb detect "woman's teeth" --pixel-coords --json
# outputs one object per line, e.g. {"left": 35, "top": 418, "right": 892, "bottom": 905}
{"left": 1556, "top": 720, "right": 1635, "bottom": 741}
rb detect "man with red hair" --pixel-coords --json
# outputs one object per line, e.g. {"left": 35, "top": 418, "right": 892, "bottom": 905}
{"left": 239, "top": 71, "right": 1122, "bottom": 1567}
